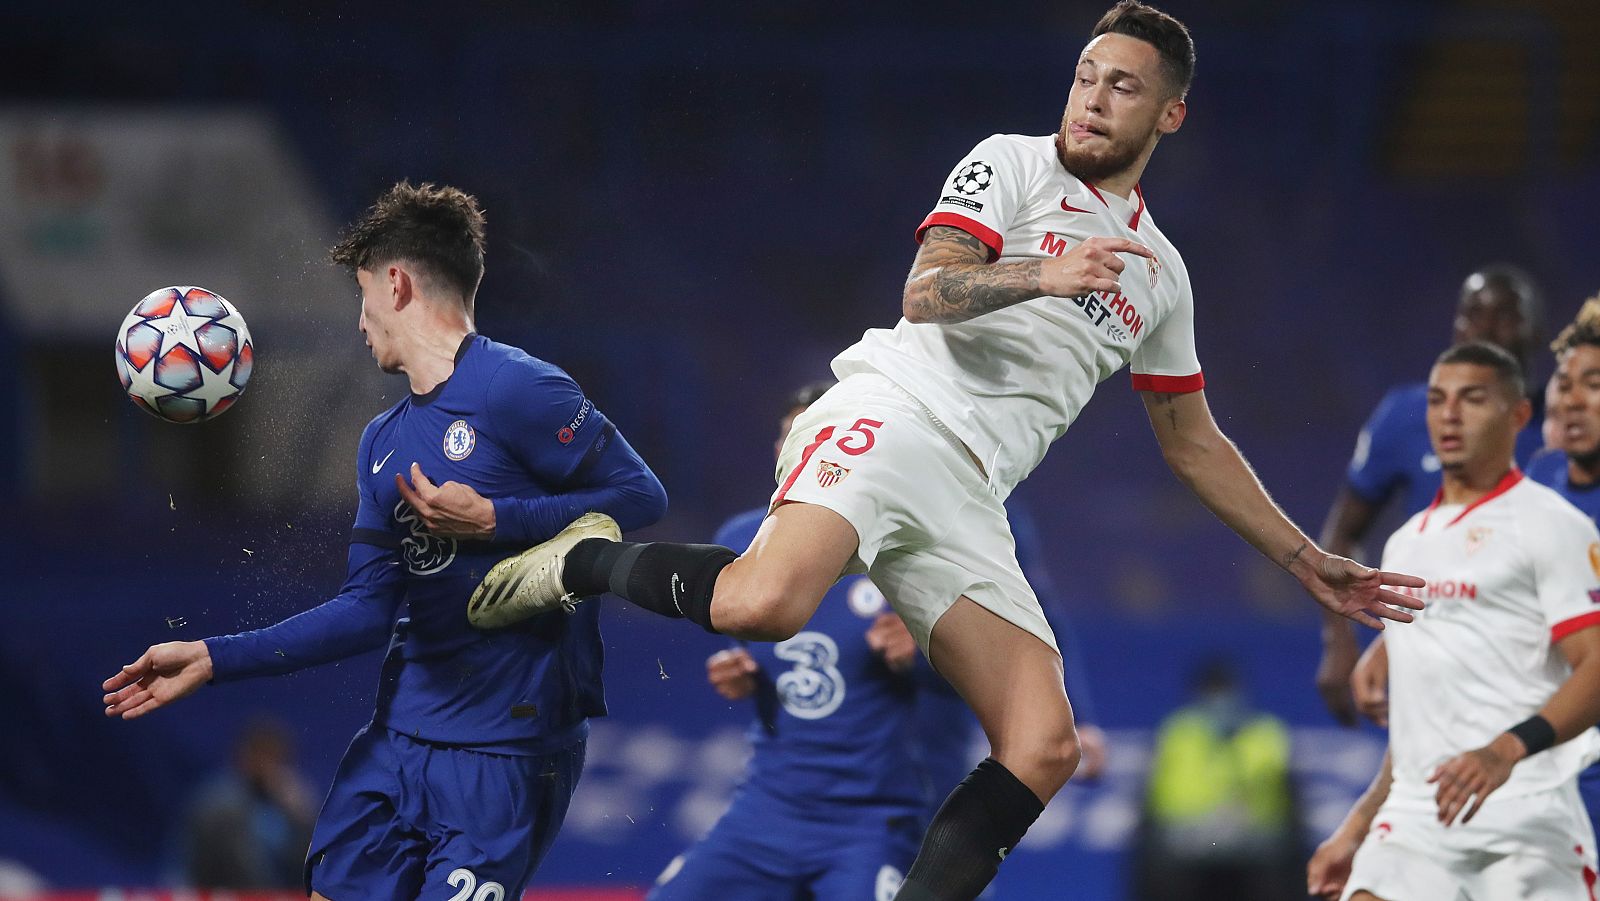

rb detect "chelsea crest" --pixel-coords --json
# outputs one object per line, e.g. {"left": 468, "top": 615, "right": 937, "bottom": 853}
{"left": 444, "top": 419, "right": 476, "bottom": 461}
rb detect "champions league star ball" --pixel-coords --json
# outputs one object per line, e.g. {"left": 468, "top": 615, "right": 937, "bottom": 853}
{"left": 114, "top": 286, "right": 254, "bottom": 423}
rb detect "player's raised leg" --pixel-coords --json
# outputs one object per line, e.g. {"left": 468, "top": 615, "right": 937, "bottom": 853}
{"left": 893, "top": 599, "right": 1078, "bottom": 901}
{"left": 470, "top": 497, "right": 859, "bottom": 641}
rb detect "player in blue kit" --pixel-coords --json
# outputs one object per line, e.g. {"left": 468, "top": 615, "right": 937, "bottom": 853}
{"left": 101, "top": 182, "right": 668, "bottom": 900}
{"left": 648, "top": 384, "right": 1102, "bottom": 901}
{"left": 1314, "top": 265, "right": 1548, "bottom": 725}
{"left": 647, "top": 383, "right": 959, "bottom": 901}
{"left": 1528, "top": 295, "right": 1600, "bottom": 522}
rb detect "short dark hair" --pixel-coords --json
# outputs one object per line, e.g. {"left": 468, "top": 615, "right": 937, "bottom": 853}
{"left": 1461, "top": 263, "right": 1545, "bottom": 340}
{"left": 330, "top": 181, "right": 487, "bottom": 306}
{"left": 783, "top": 380, "right": 835, "bottom": 418}
{"left": 1435, "top": 340, "right": 1526, "bottom": 399}
{"left": 1092, "top": 1, "right": 1196, "bottom": 97}
{"left": 1552, "top": 293, "right": 1600, "bottom": 355}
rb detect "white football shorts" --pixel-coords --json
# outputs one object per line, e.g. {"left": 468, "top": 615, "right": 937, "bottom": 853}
{"left": 770, "top": 372, "right": 1057, "bottom": 657}
{"left": 1341, "top": 784, "right": 1597, "bottom": 901}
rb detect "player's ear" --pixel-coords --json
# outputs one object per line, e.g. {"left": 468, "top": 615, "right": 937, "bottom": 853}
{"left": 1512, "top": 395, "right": 1533, "bottom": 430}
{"left": 390, "top": 265, "right": 413, "bottom": 310}
{"left": 1158, "top": 97, "right": 1186, "bottom": 135}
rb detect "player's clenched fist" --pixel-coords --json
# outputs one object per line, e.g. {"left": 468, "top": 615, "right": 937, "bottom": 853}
{"left": 102, "top": 640, "right": 214, "bottom": 720}
{"left": 1038, "top": 236, "right": 1155, "bottom": 299}
{"left": 706, "top": 647, "right": 760, "bottom": 701}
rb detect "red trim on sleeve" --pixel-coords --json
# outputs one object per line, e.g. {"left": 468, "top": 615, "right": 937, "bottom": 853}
{"left": 916, "top": 212, "right": 1003, "bottom": 261}
{"left": 1553, "top": 610, "right": 1600, "bottom": 643}
{"left": 1131, "top": 371, "right": 1205, "bottom": 393}
{"left": 773, "top": 426, "right": 835, "bottom": 507}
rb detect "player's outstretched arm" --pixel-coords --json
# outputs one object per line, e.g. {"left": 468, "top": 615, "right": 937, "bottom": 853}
{"left": 1139, "top": 389, "right": 1425, "bottom": 628}
{"left": 1430, "top": 625, "right": 1600, "bottom": 825}
{"left": 102, "top": 640, "right": 213, "bottom": 720}
{"left": 1314, "top": 490, "right": 1384, "bottom": 726}
{"left": 1308, "top": 748, "right": 1391, "bottom": 900}
{"left": 902, "top": 226, "right": 1153, "bottom": 325}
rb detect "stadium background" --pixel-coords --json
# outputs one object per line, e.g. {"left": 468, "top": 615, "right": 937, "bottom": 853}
{"left": 3, "top": 0, "right": 1599, "bottom": 897}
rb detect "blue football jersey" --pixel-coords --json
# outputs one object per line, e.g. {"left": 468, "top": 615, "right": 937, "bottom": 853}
{"left": 1347, "top": 383, "right": 1546, "bottom": 516}
{"left": 208, "top": 334, "right": 666, "bottom": 753}
{"left": 1527, "top": 449, "right": 1600, "bottom": 526}
{"left": 716, "top": 508, "right": 961, "bottom": 817}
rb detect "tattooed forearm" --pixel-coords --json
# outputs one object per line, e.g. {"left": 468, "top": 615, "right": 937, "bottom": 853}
{"left": 1282, "top": 541, "right": 1309, "bottom": 570}
{"left": 903, "top": 226, "right": 1044, "bottom": 324}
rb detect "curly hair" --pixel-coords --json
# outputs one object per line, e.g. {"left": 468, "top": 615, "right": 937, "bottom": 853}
{"left": 1551, "top": 292, "right": 1600, "bottom": 355}
{"left": 330, "top": 181, "right": 487, "bottom": 305}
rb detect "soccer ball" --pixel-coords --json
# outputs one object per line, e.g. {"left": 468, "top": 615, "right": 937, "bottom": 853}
{"left": 115, "top": 286, "right": 254, "bottom": 423}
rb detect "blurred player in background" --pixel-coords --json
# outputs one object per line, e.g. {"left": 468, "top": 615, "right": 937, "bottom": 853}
{"left": 468, "top": 5, "right": 1421, "bottom": 899}
{"left": 1307, "top": 342, "right": 1600, "bottom": 901}
{"left": 649, "top": 383, "right": 1107, "bottom": 901}
{"left": 102, "top": 182, "right": 668, "bottom": 900}
{"left": 1351, "top": 294, "right": 1600, "bottom": 838}
{"left": 1529, "top": 294, "right": 1600, "bottom": 521}
{"left": 1314, "top": 266, "right": 1546, "bottom": 724}
{"left": 180, "top": 717, "right": 316, "bottom": 889}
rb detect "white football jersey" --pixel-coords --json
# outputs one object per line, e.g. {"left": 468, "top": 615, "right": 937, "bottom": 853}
{"left": 832, "top": 133, "right": 1203, "bottom": 497}
{"left": 1381, "top": 471, "right": 1600, "bottom": 803}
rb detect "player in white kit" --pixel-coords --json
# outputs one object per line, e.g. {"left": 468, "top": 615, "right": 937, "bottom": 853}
{"left": 1307, "top": 342, "right": 1600, "bottom": 901}
{"left": 469, "top": 4, "right": 1423, "bottom": 899}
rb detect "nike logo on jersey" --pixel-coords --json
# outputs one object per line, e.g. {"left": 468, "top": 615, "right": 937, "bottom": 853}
{"left": 371, "top": 448, "right": 396, "bottom": 474}
{"left": 1060, "top": 198, "right": 1092, "bottom": 213}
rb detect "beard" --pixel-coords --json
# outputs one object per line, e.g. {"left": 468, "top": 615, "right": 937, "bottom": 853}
{"left": 1571, "top": 438, "right": 1600, "bottom": 471}
{"left": 1054, "top": 127, "right": 1149, "bottom": 184}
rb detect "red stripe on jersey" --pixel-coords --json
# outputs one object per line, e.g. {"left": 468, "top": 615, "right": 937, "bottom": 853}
{"left": 1418, "top": 468, "right": 1524, "bottom": 531}
{"left": 1553, "top": 610, "right": 1600, "bottom": 644}
{"left": 1082, "top": 182, "right": 1147, "bottom": 230}
{"left": 1131, "top": 371, "right": 1205, "bottom": 394}
{"left": 916, "top": 212, "right": 1003, "bottom": 261}
{"left": 773, "top": 426, "right": 835, "bottom": 507}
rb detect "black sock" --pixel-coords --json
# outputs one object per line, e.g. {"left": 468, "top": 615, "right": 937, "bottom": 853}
{"left": 565, "top": 539, "right": 735, "bottom": 633}
{"left": 895, "top": 758, "right": 1046, "bottom": 901}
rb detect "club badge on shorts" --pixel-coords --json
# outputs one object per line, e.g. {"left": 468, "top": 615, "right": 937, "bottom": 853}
{"left": 817, "top": 459, "right": 849, "bottom": 488}
{"left": 444, "top": 419, "right": 476, "bottom": 461}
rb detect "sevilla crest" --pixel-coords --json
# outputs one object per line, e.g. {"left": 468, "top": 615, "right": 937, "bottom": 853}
{"left": 817, "top": 459, "right": 849, "bottom": 488}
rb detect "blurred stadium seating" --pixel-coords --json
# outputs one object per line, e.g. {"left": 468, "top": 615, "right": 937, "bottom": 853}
{"left": 2, "top": 0, "right": 1597, "bottom": 897}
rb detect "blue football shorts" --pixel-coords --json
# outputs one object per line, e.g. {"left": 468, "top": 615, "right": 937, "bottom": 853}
{"left": 648, "top": 791, "right": 921, "bottom": 901}
{"left": 306, "top": 724, "right": 585, "bottom": 901}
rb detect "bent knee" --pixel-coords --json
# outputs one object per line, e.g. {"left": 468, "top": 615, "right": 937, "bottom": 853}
{"left": 997, "top": 727, "right": 1081, "bottom": 797}
{"left": 710, "top": 584, "right": 813, "bottom": 641}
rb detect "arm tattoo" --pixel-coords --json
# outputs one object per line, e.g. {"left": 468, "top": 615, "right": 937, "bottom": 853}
{"left": 1283, "top": 541, "right": 1309, "bottom": 570}
{"left": 1150, "top": 392, "right": 1180, "bottom": 431}
{"left": 904, "top": 226, "right": 1044, "bottom": 324}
